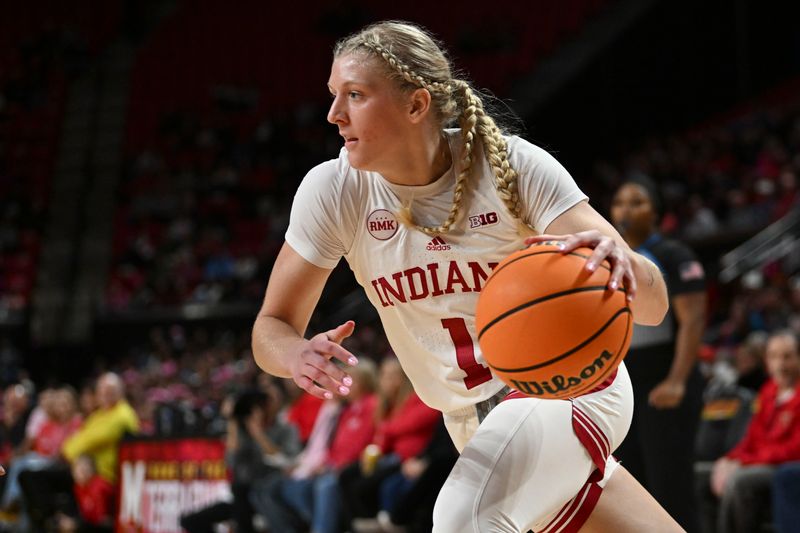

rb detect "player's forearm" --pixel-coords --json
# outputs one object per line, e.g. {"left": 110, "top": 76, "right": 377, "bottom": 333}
{"left": 669, "top": 310, "right": 705, "bottom": 384}
{"left": 629, "top": 253, "right": 668, "bottom": 326}
{"left": 252, "top": 315, "right": 306, "bottom": 378}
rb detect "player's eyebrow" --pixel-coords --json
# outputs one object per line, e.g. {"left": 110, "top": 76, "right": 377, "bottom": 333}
{"left": 327, "top": 78, "right": 373, "bottom": 92}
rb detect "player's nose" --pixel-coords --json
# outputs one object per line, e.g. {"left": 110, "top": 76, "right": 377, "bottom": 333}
{"left": 327, "top": 98, "right": 346, "bottom": 125}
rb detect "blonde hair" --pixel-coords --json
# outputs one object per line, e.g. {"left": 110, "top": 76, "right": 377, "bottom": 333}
{"left": 335, "top": 21, "right": 529, "bottom": 235}
{"left": 374, "top": 357, "right": 414, "bottom": 423}
{"left": 349, "top": 357, "right": 378, "bottom": 395}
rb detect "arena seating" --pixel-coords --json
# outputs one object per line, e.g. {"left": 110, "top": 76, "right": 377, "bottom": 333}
{"left": 0, "top": 0, "right": 121, "bottom": 314}
{"left": 109, "top": 0, "right": 611, "bottom": 311}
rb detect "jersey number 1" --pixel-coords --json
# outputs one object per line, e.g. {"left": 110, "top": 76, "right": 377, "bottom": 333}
{"left": 441, "top": 318, "right": 492, "bottom": 389}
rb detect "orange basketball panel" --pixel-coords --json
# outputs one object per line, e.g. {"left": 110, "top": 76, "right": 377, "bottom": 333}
{"left": 476, "top": 248, "right": 614, "bottom": 334}
{"left": 478, "top": 287, "right": 628, "bottom": 369}
{"left": 490, "top": 309, "right": 632, "bottom": 399}
{"left": 475, "top": 242, "right": 631, "bottom": 400}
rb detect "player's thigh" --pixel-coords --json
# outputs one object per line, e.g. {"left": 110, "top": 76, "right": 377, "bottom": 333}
{"left": 433, "top": 398, "right": 594, "bottom": 533}
{"left": 572, "top": 361, "right": 633, "bottom": 454}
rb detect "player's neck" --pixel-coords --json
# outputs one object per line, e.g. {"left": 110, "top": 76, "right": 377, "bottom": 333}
{"left": 382, "top": 131, "right": 452, "bottom": 186}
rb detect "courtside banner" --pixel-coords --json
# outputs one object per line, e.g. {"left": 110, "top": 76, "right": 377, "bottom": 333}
{"left": 116, "top": 437, "right": 231, "bottom": 533}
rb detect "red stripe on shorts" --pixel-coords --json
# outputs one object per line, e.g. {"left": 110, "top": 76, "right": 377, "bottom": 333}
{"left": 501, "top": 384, "right": 613, "bottom": 532}
{"left": 585, "top": 369, "right": 618, "bottom": 394}
{"left": 572, "top": 407, "right": 610, "bottom": 458}
{"left": 571, "top": 405, "right": 610, "bottom": 477}
{"left": 502, "top": 391, "right": 612, "bottom": 474}
{"left": 503, "top": 390, "right": 528, "bottom": 401}
{"left": 537, "top": 478, "right": 603, "bottom": 533}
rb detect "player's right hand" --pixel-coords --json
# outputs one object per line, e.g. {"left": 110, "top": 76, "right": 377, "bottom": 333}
{"left": 289, "top": 320, "right": 358, "bottom": 400}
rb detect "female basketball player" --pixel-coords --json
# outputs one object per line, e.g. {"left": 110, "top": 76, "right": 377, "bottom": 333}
{"left": 252, "top": 21, "right": 682, "bottom": 532}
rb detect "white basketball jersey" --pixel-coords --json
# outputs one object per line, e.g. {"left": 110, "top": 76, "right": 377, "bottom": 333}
{"left": 285, "top": 131, "right": 587, "bottom": 413}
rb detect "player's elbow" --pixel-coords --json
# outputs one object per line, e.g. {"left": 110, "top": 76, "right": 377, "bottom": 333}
{"left": 250, "top": 314, "right": 274, "bottom": 371}
{"left": 629, "top": 255, "right": 669, "bottom": 326}
{"left": 633, "top": 286, "right": 668, "bottom": 326}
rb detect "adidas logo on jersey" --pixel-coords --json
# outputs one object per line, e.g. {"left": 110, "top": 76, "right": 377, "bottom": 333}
{"left": 426, "top": 236, "right": 451, "bottom": 251}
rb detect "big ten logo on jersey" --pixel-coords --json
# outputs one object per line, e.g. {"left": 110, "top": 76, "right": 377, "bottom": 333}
{"left": 469, "top": 211, "right": 499, "bottom": 229}
{"left": 367, "top": 209, "right": 399, "bottom": 240}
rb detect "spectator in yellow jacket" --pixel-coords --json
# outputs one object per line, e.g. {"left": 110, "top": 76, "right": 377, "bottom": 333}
{"left": 19, "top": 373, "right": 139, "bottom": 530}
{"left": 62, "top": 372, "right": 139, "bottom": 482}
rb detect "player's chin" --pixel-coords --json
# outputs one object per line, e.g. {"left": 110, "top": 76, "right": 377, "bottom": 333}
{"left": 347, "top": 152, "right": 376, "bottom": 172}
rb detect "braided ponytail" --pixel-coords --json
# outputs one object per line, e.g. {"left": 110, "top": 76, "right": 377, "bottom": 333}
{"left": 335, "top": 21, "right": 531, "bottom": 235}
{"left": 452, "top": 80, "right": 531, "bottom": 232}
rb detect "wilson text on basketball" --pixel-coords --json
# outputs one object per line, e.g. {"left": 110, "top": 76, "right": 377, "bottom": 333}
{"left": 509, "top": 349, "right": 615, "bottom": 396}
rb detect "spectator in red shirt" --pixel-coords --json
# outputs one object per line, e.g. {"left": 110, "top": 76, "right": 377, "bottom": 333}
{"left": 284, "top": 385, "right": 324, "bottom": 445}
{"left": 33, "top": 387, "right": 83, "bottom": 458}
{"left": 1, "top": 386, "right": 82, "bottom": 513}
{"left": 250, "top": 359, "right": 378, "bottom": 533}
{"left": 340, "top": 356, "right": 439, "bottom": 528}
{"left": 55, "top": 454, "right": 114, "bottom": 533}
{"left": 710, "top": 330, "right": 800, "bottom": 533}
{"left": 373, "top": 357, "right": 440, "bottom": 461}
{"left": 23, "top": 387, "right": 57, "bottom": 450}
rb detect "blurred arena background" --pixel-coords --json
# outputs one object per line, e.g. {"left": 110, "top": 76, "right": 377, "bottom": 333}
{"left": 0, "top": 0, "right": 799, "bottom": 532}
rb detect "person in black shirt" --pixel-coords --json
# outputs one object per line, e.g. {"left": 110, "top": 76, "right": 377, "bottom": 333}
{"left": 180, "top": 389, "right": 301, "bottom": 533}
{"left": 610, "top": 179, "right": 707, "bottom": 533}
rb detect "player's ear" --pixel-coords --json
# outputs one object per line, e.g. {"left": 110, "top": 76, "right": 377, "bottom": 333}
{"left": 408, "top": 88, "right": 432, "bottom": 124}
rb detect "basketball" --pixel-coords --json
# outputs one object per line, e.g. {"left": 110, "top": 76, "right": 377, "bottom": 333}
{"left": 475, "top": 241, "right": 633, "bottom": 399}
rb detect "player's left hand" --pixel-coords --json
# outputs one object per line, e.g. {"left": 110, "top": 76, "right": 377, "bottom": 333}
{"left": 0, "top": 464, "right": 5, "bottom": 476}
{"left": 648, "top": 379, "right": 686, "bottom": 409}
{"left": 525, "top": 230, "right": 636, "bottom": 302}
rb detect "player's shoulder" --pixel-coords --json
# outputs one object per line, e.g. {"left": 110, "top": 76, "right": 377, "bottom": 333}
{"left": 305, "top": 148, "right": 351, "bottom": 183}
{"left": 300, "top": 148, "right": 366, "bottom": 196}
{"left": 505, "top": 134, "right": 568, "bottom": 175}
{"left": 506, "top": 134, "right": 550, "bottom": 160}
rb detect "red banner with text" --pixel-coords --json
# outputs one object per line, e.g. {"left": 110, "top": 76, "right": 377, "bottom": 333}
{"left": 116, "top": 437, "right": 231, "bottom": 533}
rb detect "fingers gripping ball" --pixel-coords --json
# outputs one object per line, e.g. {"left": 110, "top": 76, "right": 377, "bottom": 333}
{"left": 475, "top": 242, "right": 632, "bottom": 399}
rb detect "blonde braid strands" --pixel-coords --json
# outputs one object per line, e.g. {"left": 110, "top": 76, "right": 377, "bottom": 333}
{"left": 456, "top": 82, "right": 528, "bottom": 229}
{"left": 335, "top": 22, "right": 528, "bottom": 234}
{"left": 359, "top": 41, "right": 452, "bottom": 95}
{"left": 356, "top": 35, "right": 467, "bottom": 235}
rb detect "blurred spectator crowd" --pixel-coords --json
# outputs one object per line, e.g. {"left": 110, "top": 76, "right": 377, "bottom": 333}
{"left": 105, "top": 88, "right": 800, "bottom": 313}
{"left": 590, "top": 100, "right": 800, "bottom": 242}
{"left": 0, "top": 2, "right": 799, "bottom": 531}
{"left": 106, "top": 102, "right": 336, "bottom": 310}
{"left": 0, "top": 1, "right": 121, "bottom": 316}
{"left": 1, "top": 316, "right": 799, "bottom": 532}
{"left": 0, "top": 324, "right": 454, "bottom": 533}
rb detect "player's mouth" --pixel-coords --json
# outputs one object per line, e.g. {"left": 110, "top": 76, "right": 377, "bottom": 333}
{"left": 340, "top": 132, "right": 358, "bottom": 148}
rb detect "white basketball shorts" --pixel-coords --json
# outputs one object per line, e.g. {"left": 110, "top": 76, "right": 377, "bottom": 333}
{"left": 433, "top": 362, "right": 633, "bottom": 533}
